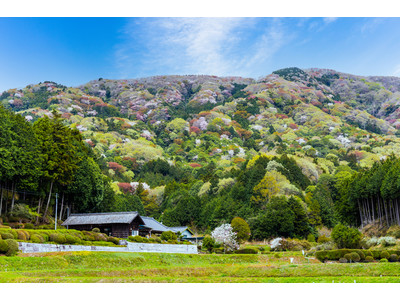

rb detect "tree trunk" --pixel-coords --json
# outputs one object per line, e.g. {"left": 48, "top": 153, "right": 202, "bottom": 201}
{"left": 36, "top": 197, "right": 42, "bottom": 225}
{"left": 357, "top": 198, "right": 363, "bottom": 228}
{"left": 10, "top": 181, "right": 16, "bottom": 211}
{"left": 383, "top": 198, "right": 389, "bottom": 226}
{"left": 59, "top": 193, "right": 64, "bottom": 220}
{"left": 43, "top": 180, "right": 54, "bottom": 218}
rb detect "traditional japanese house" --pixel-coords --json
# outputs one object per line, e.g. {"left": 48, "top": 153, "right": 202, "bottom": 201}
{"left": 62, "top": 211, "right": 145, "bottom": 238}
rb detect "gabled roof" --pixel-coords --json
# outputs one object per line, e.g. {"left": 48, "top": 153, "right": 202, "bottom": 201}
{"left": 169, "top": 226, "right": 194, "bottom": 235}
{"left": 62, "top": 211, "right": 144, "bottom": 226}
{"left": 141, "top": 216, "right": 170, "bottom": 232}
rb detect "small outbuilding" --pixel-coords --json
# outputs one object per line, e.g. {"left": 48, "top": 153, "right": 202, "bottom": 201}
{"left": 169, "top": 226, "right": 194, "bottom": 239}
{"left": 62, "top": 211, "right": 145, "bottom": 238}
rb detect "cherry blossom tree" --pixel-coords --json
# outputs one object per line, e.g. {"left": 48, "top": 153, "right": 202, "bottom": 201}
{"left": 211, "top": 224, "right": 239, "bottom": 253}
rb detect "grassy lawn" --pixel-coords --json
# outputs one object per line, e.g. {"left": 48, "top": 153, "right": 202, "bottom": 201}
{"left": 1, "top": 251, "right": 400, "bottom": 282}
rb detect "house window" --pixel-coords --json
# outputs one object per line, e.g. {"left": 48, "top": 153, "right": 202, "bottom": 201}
{"left": 132, "top": 230, "right": 139, "bottom": 236}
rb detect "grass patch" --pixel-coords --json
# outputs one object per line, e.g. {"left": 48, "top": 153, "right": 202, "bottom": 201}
{"left": 1, "top": 251, "right": 400, "bottom": 282}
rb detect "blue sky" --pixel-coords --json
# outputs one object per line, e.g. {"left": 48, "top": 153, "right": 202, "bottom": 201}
{"left": 1, "top": 17, "right": 400, "bottom": 92}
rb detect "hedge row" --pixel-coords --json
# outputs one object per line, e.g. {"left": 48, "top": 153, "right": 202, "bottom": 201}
{"left": 0, "top": 228, "right": 120, "bottom": 247}
{"left": 127, "top": 235, "right": 191, "bottom": 245}
{"left": 314, "top": 249, "right": 400, "bottom": 262}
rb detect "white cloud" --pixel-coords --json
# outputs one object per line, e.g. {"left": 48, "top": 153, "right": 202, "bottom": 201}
{"left": 114, "top": 18, "right": 288, "bottom": 78}
{"left": 323, "top": 17, "right": 338, "bottom": 24}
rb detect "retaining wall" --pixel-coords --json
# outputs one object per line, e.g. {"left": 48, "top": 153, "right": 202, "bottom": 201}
{"left": 18, "top": 242, "right": 198, "bottom": 254}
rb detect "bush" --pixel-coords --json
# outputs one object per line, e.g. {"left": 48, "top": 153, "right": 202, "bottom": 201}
{"left": 365, "top": 256, "right": 374, "bottom": 262}
{"left": 378, "top": 236, "right": 397, "bottom": 247}
{"left": 234, "top": 248, "right": 258, "bottom": 254}
{"left": 92, "top": 228, "right": 100, "bottom": 233}
{"left": 0, "top": 240, "right": 8, "bottom": 253}
{"left": 380, "top": 258, "right": 389, "bottom": 263}
{"left": 0, "top": 231, "right": 14, "bottom": 240}
{"left": 65, "top": 234, "right": 79, "bottom": 244}
{"left": 128, "top": 235, "right": 144, "bottom": 243}
{"left": 331, "top": 224, "right": 362, "bottom": 249}
{"left": 160, "top": 231, "right": 177, "bottom": 241}
{"left": 107, "top": 236, "right": 119, "bottom": 245}
{"left": 30, "top": 234, "right": 44, "bottom": 243}
{"left": 24, "top": 223, "right": 34, "bottom": 229}
{"left": 50, "top": 233, "right": 66, "bottom": 244}
{"left": 381, "top": 250, "right": 390, "bottom": 259}
{"left": 17, "top": 230, "right": 29, "bottom": 241}
{"left": 387, "top": 225, "right": 400, "bottom": 238}
{"left": 5, "top": 239, "right": 19, "bottom": 256}
{"left": 202, "top": 236, "right": 215, "bottom": 253}
{"left": 339, "top": 257, "right": 348, "bottom": 263}
{"left": 307, "top": 233, "right": 316, "bottom": 243}
{"left": 317, "top": 235, "right": 330, "bottom": 244}
{"left": 350, "top": 252, "right": 361, "bottom": 262}
{"left": 344, "top": 253, "right": 352, "bottom": 262}
{"left": 389, "top": 254, "right": 398, "bottom": 262}
{"left": 82, "top": 231, "right": 95, "bottom": 241}
{"left": 94, "top": 233, "right": 107, "bottom": 242}
{"left": 154, "top": 237, "right": 162, "bottom": 243}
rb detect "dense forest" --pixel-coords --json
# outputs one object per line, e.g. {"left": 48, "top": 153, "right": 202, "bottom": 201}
{"left": 2, "top": 68, "right": 400, "bottom": 239}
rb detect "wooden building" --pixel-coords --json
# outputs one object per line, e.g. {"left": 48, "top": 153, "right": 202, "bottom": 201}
{"left": 62, "top": 211, "right": 145, "bottom": 238}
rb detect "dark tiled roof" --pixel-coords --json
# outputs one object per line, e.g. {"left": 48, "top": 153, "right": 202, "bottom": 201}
{"left": 141, "top": 216, "right": 170, "bottom": 232}
{"left": 62, "top": 211, "right": 143, "bottom": 226}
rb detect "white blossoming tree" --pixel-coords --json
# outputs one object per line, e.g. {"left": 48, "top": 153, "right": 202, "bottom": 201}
{"left": 211, "top": 224, "right": 239, "bottom": 253}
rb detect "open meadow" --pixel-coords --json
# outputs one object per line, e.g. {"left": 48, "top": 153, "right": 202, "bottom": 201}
{"left": 1, "top": 251, "right": 400, "bottom": 283}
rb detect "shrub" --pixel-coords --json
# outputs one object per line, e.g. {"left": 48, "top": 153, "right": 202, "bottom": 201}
{"left": 128, "top": 235, "right": 144, "bottom": 243}
{"left": 202, "top": 236, "right": 215, "bottom": 253}
{"left": 344, "top": 253, "right": 352, "bottom": 262}
{"left": 389, "top": 254, "right": 398, "bottom": 262}
{"left": 92, "top": 228, "right": 100, "bottom": 233}
{"left": 331, "top": 224, "right": 362, "bottom": 249}
{"left": 83, "top": 231, "right": 95, "bottom": 241}
{"left": 24, "top": 223, "right": 34, "bottom": 229}
{"left": 387, "top": 225, "right": 400, "bottom": 238}
{"left": 160, "top": 231, "right": 177, "bottom": 241}
{"left": 234, "top": 248, "right": 258, "bottom": 254}
{"left": 350, "top": 252, "right": 361, "bottom": 262}
{"left": 317, "top": 235, "right": 330, "bottom": 244}
{"left": 339, "top": 257, "right": 348, "bottom": 263}
{"left": 380, "top": 258, "right": 388, "bottom": 263}
{"left": 17, "top": 230, "right": 29, "bottom": 241}
{"left": 381, "top": 250, "right": 390, "bottom": 259}
{"left": 154, "top": 237, "right": 162, "bottom": 243}
{"left": 378, "top": 236, "right": 397, "bottom": 247}
{"left": 50, "top": 233, "right": 66, "bottom": 244}
{"left": 65, "top": 234, "right": 79, "bottom": 244}
{"left": 274, "top": 253, "right": 281, "bottom": 258}
{"left": 94, "top": 233, "right": 107, "bottom": 242}
{"left": 107, "top": 237, "right": 119, "bottom": 245}
{"left": 365, "top": 256, "right": 374, "bottom": 262}
{"left": 30, "top": 234, "right": 44, "bottom": 243}
{"left": 0, "top": 240, "right": 8, "bottom": 253}
{"left": 307, "top": 233, "right": 316, "bottom": 243}
{"left": 314, "top": 241, "right": 336, "bottom": 251}
{"left": 0, "top": 231, "right": 14, "bottom": 240}
{"left": 258, "top": 246, "right": 265, "bottom": 252}
{"left": 5, "top": 239, "right": 19, "bottom": 256}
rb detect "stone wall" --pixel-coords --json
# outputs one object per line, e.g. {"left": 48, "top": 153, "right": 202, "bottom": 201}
{"left": 18, "top": 242, "right": 198, "bottom": 254}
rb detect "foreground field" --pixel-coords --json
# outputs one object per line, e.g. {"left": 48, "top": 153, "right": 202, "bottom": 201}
{"left": 1, "top": 251, "right": 400, "bottom": 283}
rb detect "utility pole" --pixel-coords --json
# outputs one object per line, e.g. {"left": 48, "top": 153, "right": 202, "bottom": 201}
{"left": 55, "top": 193, "right": 58, "bottom": 230}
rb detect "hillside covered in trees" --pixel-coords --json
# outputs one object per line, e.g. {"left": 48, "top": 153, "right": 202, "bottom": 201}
{"left": 2, "top": 67, "right": 400, "bottom": 238}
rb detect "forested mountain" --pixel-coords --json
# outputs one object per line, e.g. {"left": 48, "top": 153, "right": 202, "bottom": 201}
{"left": 2, "top": 67, "right": 400, "bottom": 238}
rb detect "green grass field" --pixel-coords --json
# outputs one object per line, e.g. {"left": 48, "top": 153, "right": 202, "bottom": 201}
{"left": 1, "top": 251, "right": 400, "bottom": 283}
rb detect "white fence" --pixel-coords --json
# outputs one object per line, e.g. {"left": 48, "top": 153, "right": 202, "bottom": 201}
{"left": 18, "top": 242, "right": 198, "bottom": 254}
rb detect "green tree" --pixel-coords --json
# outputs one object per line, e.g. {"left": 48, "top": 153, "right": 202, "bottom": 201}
{"left": 231, "top": 217, "right": 251, "bottom": 243}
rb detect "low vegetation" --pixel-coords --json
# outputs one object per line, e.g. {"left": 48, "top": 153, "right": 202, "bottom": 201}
{"left": 2, "top": 251, "right": 400, "bottom": 283}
